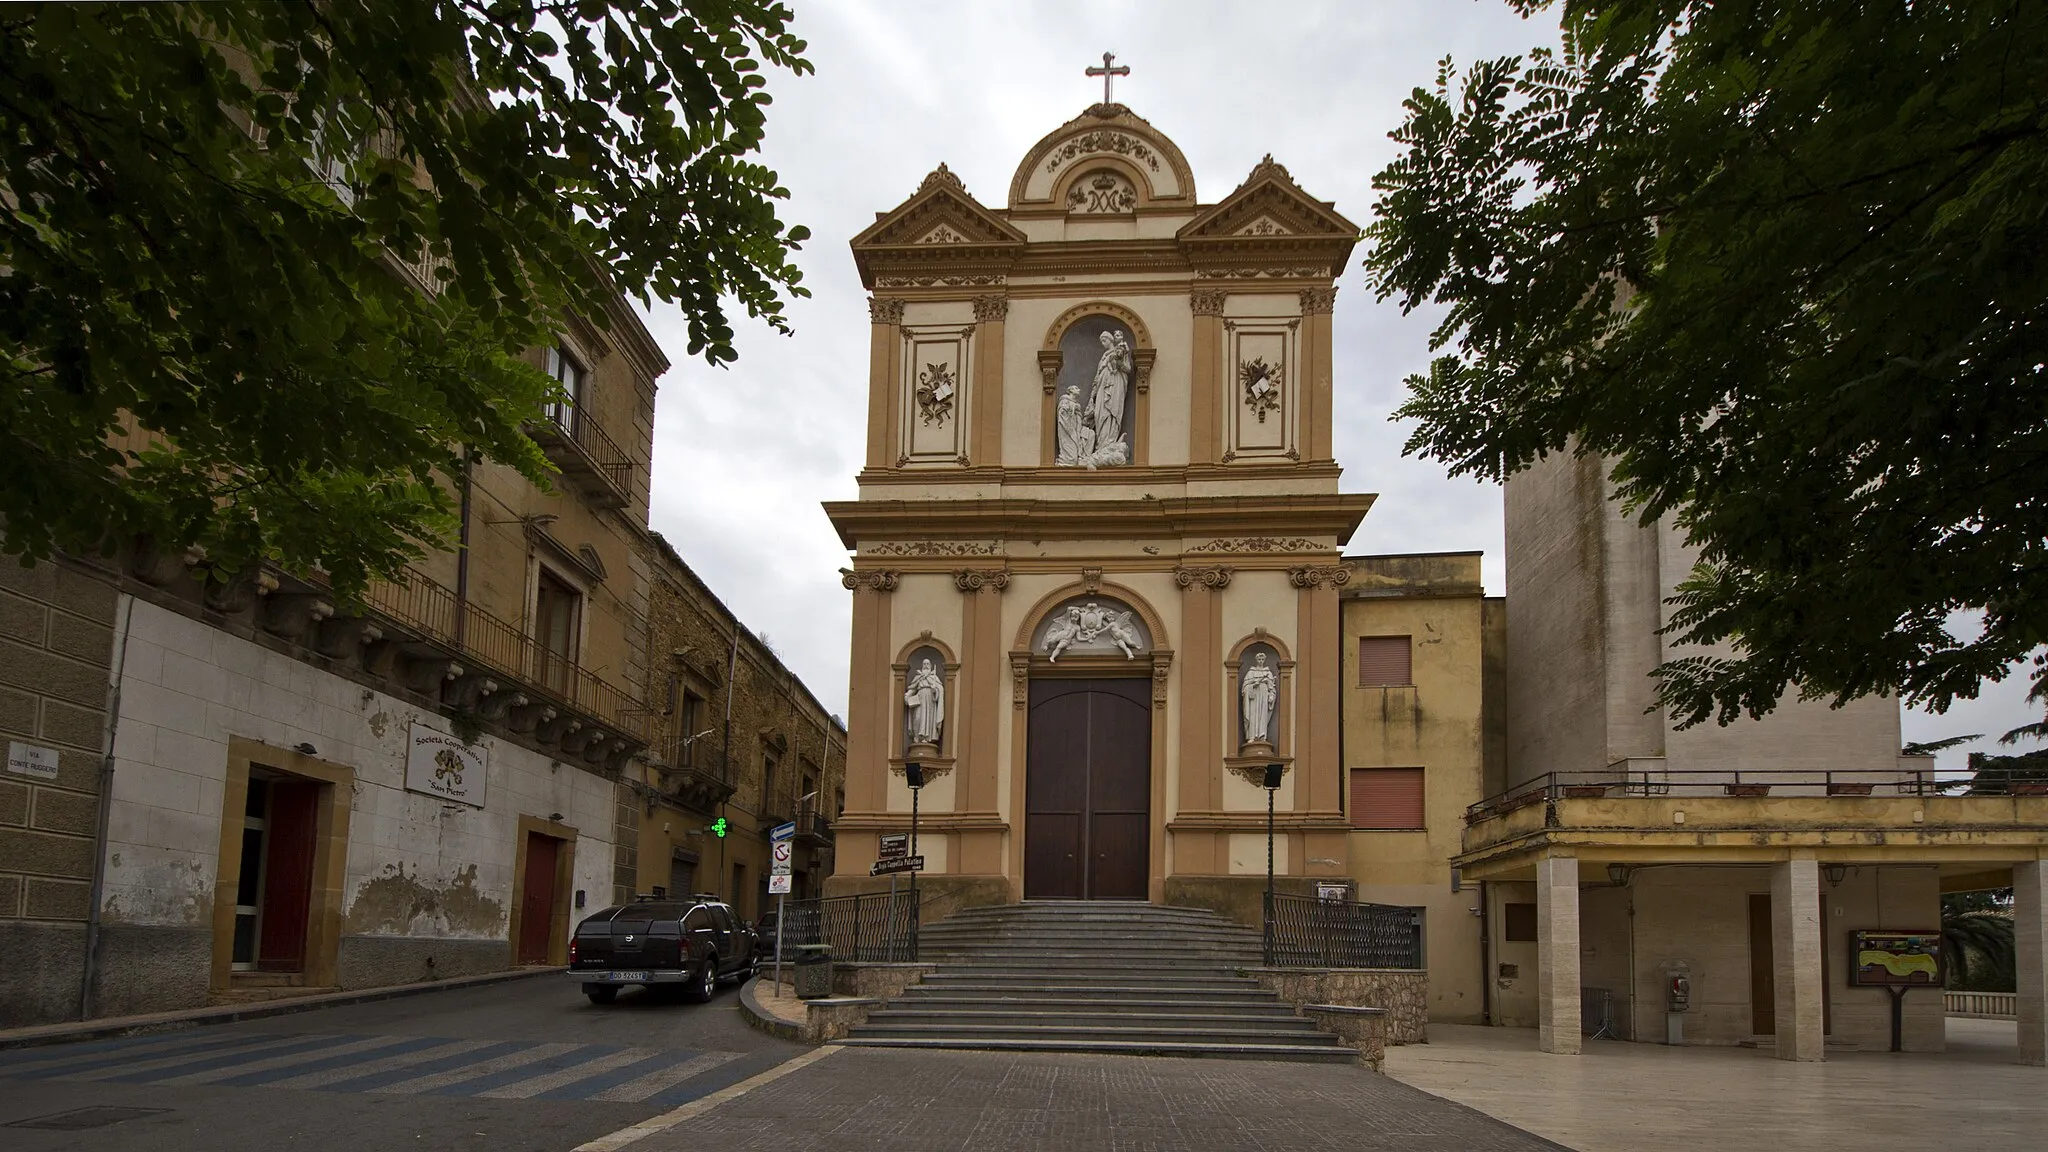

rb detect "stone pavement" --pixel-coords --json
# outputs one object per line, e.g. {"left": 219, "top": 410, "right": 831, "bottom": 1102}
{"left": 622, "top": 1046, "right": 1563, "bottom": 1152}
{"left": 1385, "top": 1019, "right": 2044, "bottom": 1152}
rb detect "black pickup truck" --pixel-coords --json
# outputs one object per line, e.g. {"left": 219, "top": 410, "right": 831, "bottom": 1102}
{"left": 567, "top": 895, "right": 758, "bottom": 1004}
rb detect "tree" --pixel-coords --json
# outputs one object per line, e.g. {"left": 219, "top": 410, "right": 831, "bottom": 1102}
{"left": 1, "top": 1, "right": 811, "bottom": 597}
{"left": 1365, "top": 1, "right": 2048, "bottom": 729}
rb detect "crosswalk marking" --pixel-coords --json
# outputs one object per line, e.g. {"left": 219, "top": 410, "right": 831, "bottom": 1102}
{"left": 471, "top": 1048, "right": 662, "bottom": 1099}
{"left": 588, "top": 1051, "right": 738, "bottom": 1103}
{"left": 370, "top": 1042, "right": 583, "bottom": 1095}
{"left": 0, "top": 1030, "right": 768, "bottom": 1104}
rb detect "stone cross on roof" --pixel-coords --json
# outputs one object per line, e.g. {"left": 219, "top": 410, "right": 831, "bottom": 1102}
{"left": 1086, "top": 51, "right": 1130, "bottom": 104}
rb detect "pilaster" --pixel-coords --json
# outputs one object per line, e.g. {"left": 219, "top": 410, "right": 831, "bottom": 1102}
{"left": 841, "top": 568, "right": 899, "bottom": 818}
{"left": 971, "top": 296, "right": 1008, "bottom": 468}
{"left": 1300, "top": 287, "right": 1336, "bottom": 461}
{"left": 1189, "top": 290, "right": 1226, "bottom": 464}
{"left": 1291, "top": 565, "right": 1348, "bottom": 814}
{"left": 953, "top": 567, "right": 1009, "bottom": 875}
{"left": 866, "top": 298, "right": 905, "bottom": 469}
{"left": 2018, "top": 858, "right": 2048, "bottom": 1066}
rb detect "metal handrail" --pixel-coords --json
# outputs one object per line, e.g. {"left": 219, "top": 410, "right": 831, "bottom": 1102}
{"left": 362, "top": 564, "right": 649, "bottom": 741}
{"left": 1263, "top": 893, "right": 1424, "bottom": 969}
{"left": 1464, "top": 767, "right": 1948, "bottom": 824}
{"left": 778, "top": 891, "right": 917, "bottom": 963}
{"left": 543, "top": 406, "right": 635, "bottom": 496}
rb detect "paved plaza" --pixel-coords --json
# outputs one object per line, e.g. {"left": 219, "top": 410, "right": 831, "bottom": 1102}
{"left": 624, "top": 1046, "right": 1563, "bottom": 1152}
{"left": 1385, "top": 1019, "right": 2042, "bottom": 1152}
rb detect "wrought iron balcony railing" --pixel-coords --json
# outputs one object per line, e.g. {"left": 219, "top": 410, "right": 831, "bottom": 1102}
{"left": 530, "top": 407, "right": 635, "bottom": 510}
{"left": 363, "top": 564, "right": 649, "bottom": 743}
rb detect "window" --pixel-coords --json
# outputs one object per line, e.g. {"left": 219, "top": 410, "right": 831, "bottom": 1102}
{"left": 678, "top": 691, "right": 705, "bottom": 766}
{"left": 534, "top": 568, "right": 581, "bottom": 693}
{"left": 544, "top": 345, "right": 585, "bottom": 430}
{"left": 1358, "top": 635, "right": 1412, "bottom": 687}
{"left": 1350, "top": 767, "right": 1425, "bottom": 830}
{"left": 762, "top": 751, "right": 779, "bottom": 815}
{"left": 1504, "top": 902, "right": 1538, "bottom": 942}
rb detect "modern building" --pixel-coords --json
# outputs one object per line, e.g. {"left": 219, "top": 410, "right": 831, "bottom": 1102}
{"left": 823, "top": 101, "right": 1373, "bottom": 921}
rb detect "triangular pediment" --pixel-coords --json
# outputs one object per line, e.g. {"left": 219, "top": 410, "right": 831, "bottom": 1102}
{"left": 851, "top": 164, "right": 1027, "bottom": 250}
{"left": 1178, "top": 155, "right": 1359, "bottom": 242}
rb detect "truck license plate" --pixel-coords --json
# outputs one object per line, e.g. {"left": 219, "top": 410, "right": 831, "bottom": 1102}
{"left": 610, "top": 971, "right": 648, "bottom": 982}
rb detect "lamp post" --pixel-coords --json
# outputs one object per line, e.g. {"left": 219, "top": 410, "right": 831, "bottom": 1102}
{"left": 904, "top": 761, "right": 925, "bottom": 959}
{"left": 1262, "top": 762, "right": 1284, "bottom": 966}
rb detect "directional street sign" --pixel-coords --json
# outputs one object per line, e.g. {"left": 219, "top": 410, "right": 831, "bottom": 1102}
{"left": 769, "top": 821, "right": 797, "bottom": 842}
{"left": 878, "top": 833, "right": 909, "bottom": 861}
{"left": 869, "top": 855, "right": 925, "bottom": 877}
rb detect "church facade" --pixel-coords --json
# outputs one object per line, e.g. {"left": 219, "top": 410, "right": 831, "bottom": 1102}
{"left": 824, "top": 103, "right": 1372, "bottom": 917}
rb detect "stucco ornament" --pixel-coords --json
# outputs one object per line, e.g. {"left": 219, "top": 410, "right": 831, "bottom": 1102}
{"left": 916, "top": 361, "right": 956, "bottom": 426}
{"left": 1241, "top": 652, "right": 1278, "bottom": 746}
{"left": 1043, "top": 601, "right": 1143, "bottom": 661}
{"left": 1240, "top": 357, "right": 1281, "bottom": 422}
{"left": 904, "top": 657, "right": 944, "bottom": 746}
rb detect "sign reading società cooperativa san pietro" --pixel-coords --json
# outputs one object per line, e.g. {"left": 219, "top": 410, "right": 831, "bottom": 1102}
{"left": 403, "top": 723, "right": 488, "bottom": 808}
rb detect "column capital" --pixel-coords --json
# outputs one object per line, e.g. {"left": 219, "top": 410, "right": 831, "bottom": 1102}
{"left": 972, "top": 295, "right": 1009, "bottom": 323}
{"left": 1173, "top": 564, "right": 1233, "bottom": 590}
{"left": 1287, "top": 564, "right": 1351, "bottom": 590}
{"left": 868, "top": 296, "right": 906, "bottom": 324}
{"left": 952, "top": 567, "right": 1011, "bottom": 594}
{"left": 1299, "top": 286, "right": 1338, "bottom": 314}
{"left": 840, "top": 568, "right": 900, "bottom": 594}
{"left": 1190, "top": 289, "right": 1228, "bottom": 316}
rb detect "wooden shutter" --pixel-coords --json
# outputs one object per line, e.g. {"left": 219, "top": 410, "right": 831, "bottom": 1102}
{"left": 1350, "top": 767, "right": 1425, "bottom": 830}
{"left": 1358, "top": 635, "right": 1412, "bottom": 686}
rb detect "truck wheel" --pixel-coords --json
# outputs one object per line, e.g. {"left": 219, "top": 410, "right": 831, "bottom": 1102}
{"left": 584, "top": 985, "right": 617, "bottom": 1005}
{"left": 691, "top": 955, "right": 719, "bottom": 1002}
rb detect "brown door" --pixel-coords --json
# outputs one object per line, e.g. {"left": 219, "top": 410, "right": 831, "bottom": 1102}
{"left": 519, "top": 832, "right": 560, "bottom": 965}
{"left": 1749, "top": 893, "right": 1775, "bottom": 1035}
{"left": 1024, "top": 678, "right": 1151, "bottom": 900}
{"left": 256, "top": 779, "right": 320, "bottom": 972}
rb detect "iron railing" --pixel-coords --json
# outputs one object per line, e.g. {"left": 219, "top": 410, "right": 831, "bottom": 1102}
{"left": 362, "top": 564, "right": 649, "bottom": 741}
{"left": 1464, "top": 767, "right": 1951, "bottom": 824}
{"left": 535, "top": 406, "right": 636, "bottom": 501}
{"left": 778, "top": 890, "right": 918, "bottom": 963}
{"left": 1263, "top": 892, "right": 1424, "bottom": 969}
{"left": 792, "top": 799, "right": 833, "bottom": 844}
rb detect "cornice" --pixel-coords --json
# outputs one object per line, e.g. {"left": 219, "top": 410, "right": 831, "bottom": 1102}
{"left": 822, "top": 493, "right": 1375, "bottom": 549}
{"left": 853, "top": 461, "right": 1346, "bottom": 487}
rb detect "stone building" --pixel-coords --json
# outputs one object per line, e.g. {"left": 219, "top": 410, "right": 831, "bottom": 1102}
{"left": 1339, "top": 552, "right": 1503, "bottom": 1026}
{"left": 627, "top": 532, "right": 846, "bottom": 923}
{"left": 1453, "top": 449, "right": 2048, "bottom": 1064}
{"left": 823, "top": 102, "right": 1373, "bottom": 916}
{"left": 1, "top": 288, "right": 671, "bottom": 1027}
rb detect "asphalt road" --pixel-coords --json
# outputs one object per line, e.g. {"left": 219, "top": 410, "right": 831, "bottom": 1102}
{"left": 0, "top": 973, "right": 800, "bottom": 1152}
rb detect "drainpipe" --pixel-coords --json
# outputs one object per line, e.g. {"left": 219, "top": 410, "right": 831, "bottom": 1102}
{"left": 80, "top": 593, "right": 138, "bottom": 1020}
{"left": 453, "top": 447, "right": 475, "bottom": 645}
{"left": 1478, "top": 880, "right": 1493, "bottom": 1026}
{"left": 718, "top": 618, "right": 738, "bottom": 897}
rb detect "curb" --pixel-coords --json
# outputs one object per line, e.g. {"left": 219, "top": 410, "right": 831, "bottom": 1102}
{"left": 0, "top": 966, "right": 564, "bottom": 1051}
{"left": 737, "top": 975, "right": 804, "bottom": 1042}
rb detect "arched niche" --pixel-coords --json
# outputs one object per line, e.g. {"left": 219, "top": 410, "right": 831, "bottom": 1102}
{"left": 1013, "top": 580, "right": 1171, "bottom": 658}
{"left": 1029, "top": 595, "right": 1154, "bottom": 662}
{"left": 1226, "top": 631, "right": 1296, "bottom": 759}
{"left": 1038, "top": 302, "right": 1157, "bottom": 468}
{"left": 893, "top": 637, "right": 957, "bottom": 768}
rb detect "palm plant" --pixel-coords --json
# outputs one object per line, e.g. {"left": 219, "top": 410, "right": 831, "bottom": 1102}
{"left": 1941, "top": 897, "right": 2016, "bottom": 992}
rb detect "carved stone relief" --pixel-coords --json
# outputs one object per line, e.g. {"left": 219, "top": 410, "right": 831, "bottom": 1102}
{"left": 1300, "top": 286, "right": 1339, "bottom": 314}
{"left": 918, "top": 224, "right": 967, "bottom": 244}
{"left": 1172, "top": 565, "right": 1233, "bottom": 589}
{"left": 868, "top": 297, "right": 906, "bottom": 324}
{"left": 1067, "top": 169, "right": 1138, "bottom": 213}
{"left": 1189, "top": 537, "right": 1324, "bottom": 553}
{"left": 866, "top": 540, "right": 1002, "bottom": 558}
{"left": 1033, "top": 595, "right": 1151, "bottom": 662}
{"left": 1190, "top": 290, "right": 1227, "bottom": 317}
{"left": 972, "top": 295, "right": 1009, "bottom": 323}
{"left": 840, "top": 569, "right": 901, "bottom": 593}
{"left": 915, "top": 361, "right": 956, "bottom": 426}
{"left": 1240, "top": 357, "right": 1282, "bottom": 423}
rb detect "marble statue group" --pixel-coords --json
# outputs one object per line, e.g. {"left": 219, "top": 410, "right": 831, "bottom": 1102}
{"left": 1055, "top": 329, "right": 1133, "bottom": 469}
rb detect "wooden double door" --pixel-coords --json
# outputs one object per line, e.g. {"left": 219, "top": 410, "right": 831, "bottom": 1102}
{"left": 1024, "top": 677, "right": 1151, "bottom": 900}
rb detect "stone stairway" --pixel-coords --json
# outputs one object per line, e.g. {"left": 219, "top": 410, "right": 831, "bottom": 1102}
{"left": 838, "top": 900, "right": 1355, "bottom": 1063}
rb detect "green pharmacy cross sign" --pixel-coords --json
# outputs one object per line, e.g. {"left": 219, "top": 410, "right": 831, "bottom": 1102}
{"left": 710, "top": 817, "right": 728, "bottom": 838}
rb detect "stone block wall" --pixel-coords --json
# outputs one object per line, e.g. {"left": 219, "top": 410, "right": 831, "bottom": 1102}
{"left": 1243, "top": 967, "right": 1429, "bottom": 1044}
{"left": 0, "top": 557, "right": 118, "bottom": 1027}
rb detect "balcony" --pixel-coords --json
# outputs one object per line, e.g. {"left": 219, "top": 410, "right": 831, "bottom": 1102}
{"left": 362, "top": 565, "right": 651, "bottom": 768}
{"left": 529, "top": 408, "right": 635, "bottom": 511}
{"left": 650, "top": 737, "right": 736, "bottom": 814}
{"left": 793, "top": 799, "right": 834, "bottom": 847}
{"left": 1455, "top": 766, "right": 2048, "bottom": 882}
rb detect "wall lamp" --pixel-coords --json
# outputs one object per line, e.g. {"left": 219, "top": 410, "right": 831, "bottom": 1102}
{"left": 1606, "top": 863, "right": 1633, "bottom": 887}
{"left": 1823, "top": 864, "right": 1848, "bottom": 886}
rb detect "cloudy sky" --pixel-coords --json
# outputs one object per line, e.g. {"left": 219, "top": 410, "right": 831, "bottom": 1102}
{"left": 634, "top": 0, "right": 2041, "bottom": 774}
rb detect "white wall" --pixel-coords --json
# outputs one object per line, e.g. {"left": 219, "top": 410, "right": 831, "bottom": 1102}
{"left": 100, "top": 597, "right": 614, "bottom": 940}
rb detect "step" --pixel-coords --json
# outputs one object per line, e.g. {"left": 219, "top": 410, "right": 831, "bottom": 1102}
{"left": 900, "top": 984, "right": 1281, "bottom": 1001}
{"left": 833, "top": 1036, "right": 1357, "bottom": 1064}
{"left": 882, "top": 995, "right": 1295, "bottom": 1016}
{"left": 848, "top": 1022, "right": 1341, "bottom": 1045}
{"left": 916, "top": 972, "right": 1258, "bottom": 988}
{"left": 866, "top": 1010, "right": 1319, "bottom": 1030}
{"left": 918, "top": 963, "right": 1254, "bottom": 976}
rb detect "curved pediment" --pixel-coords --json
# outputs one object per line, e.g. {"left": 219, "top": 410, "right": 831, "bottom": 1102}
{"left": 1008, "top": 105, "right": 1197, "bottom": 210}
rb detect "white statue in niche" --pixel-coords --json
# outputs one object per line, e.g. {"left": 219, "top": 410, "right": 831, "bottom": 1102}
{"left": 904, "top": 658, "right": 944, "bottom": 748}
{"left": 1088, "top": 329, "right": 1133, "bottom": 452}
{"left": 1055, "top": 385, "right": 1094, "bottom": 466}
{"left": 1241, "top": 651, "right": 1277, "bottom": 747}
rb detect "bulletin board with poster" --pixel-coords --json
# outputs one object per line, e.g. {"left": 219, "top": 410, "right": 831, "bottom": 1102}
{"left": 1849, "top": 930, "right": 1943, "bottom": 986}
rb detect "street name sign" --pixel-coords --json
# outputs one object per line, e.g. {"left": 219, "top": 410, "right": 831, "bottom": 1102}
{"left": 869, "top": 855, "right": 925, "bottom": 877}
{"left": 878, "top": 833, "right": 909, "bottom": 861}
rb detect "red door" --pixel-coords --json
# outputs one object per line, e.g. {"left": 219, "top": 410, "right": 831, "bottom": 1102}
{"left": 257, "top": 780, "right": 320, "bottom": 971}
{"left": 519, "top": 833, "right": 560, "bottom": 965}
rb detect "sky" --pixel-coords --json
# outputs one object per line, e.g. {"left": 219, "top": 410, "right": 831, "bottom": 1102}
{"left": 634, "top": 0, "right": 2042, "bottom": 775}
